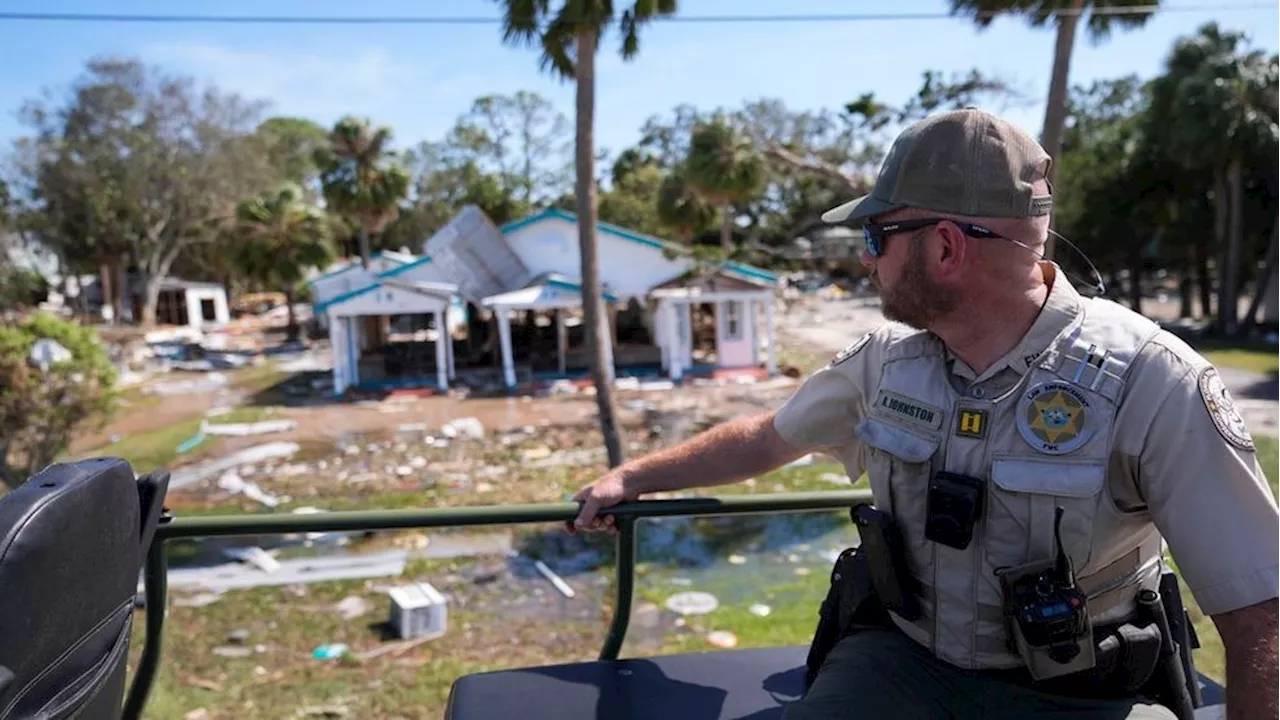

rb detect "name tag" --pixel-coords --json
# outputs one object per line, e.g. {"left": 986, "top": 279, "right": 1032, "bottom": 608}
{"left": 874, "top": 389, "right": 943, "bottom": 431}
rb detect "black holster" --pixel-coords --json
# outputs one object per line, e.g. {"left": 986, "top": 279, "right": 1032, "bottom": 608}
{"left": 803, "top": 545, "right": 891, "bottom": 690}
{"left": 1080, "top": 585, "right": 1197, "bottom": 720}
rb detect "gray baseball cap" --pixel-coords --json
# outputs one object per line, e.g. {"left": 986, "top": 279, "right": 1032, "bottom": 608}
{"left": 821, "top": 108, "right": 1054, "bottom": 228}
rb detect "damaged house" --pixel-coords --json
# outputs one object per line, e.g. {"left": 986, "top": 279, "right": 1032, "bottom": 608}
{"left": 316, "top": 205, "right": 780, "bottom": 395}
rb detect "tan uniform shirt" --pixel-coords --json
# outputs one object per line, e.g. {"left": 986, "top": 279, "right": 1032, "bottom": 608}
{"left": 773, "top": 272, "right": 1279, "bottom": 617}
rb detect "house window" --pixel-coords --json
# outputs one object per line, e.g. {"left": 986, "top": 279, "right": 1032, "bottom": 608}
{"left": 725, "top": 301, "right": 742, "bottom": 340}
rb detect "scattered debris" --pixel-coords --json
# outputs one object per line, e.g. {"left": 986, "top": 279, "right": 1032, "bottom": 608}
{"left": 354, "top": 633, "right": 438, "bottom": 662}
{"left": 820, "top": 472, "right": 851, "bottom": 484}
{"left": 335, "top": 595, "right": 372, "bottom": 620}
{"left": 728, "top": 554, "right": 747, "bottom": 565}
{"left": 147, "top": 372, "right": 229, "bottom": 396}
{"left": 706, "top": 630, "right": 738, "bottom": 649}
{"left": 533, "top": 559, "right": 575, "bottom": 598}
{"left": 173, "top": 592, "right": 224, "bottom": 608}
{"left": 185, "top": 709, "right": 211, "bottom": 720}
{"left": 748, "top": 603, "right": 772, "bottom": 617}
{"left": 227, "top": 629, "right": 251, "bottom": 644}
{"left": 169, "top": 442, "right": 300, "bottom": 489}
{"left": 29, "top": 338, "right": 72, "bottom": 371}
{"left": 441, "top": 417, "right": 485, "bottom": 440}
{"left": 665, "top": 591, "right": 718, "bottom": 616}
{"left": 388, "top": 582, "right": 448, "bottom": 640}
{"left": 176, "top": 422, "right": 208, "bottom": 454}
{"left": 217, "top": 472, "right": 281, "bottom": 507}
{"left": 312, "top": 643, "right": 349, "bottom": 660}
{"left": 785, "top": 454, "right": 816, "bottom": 468}
{"left": 169, "top": 549, "right": 409, "bottom": 591}
{"left": 182, "top": 676, "right": 222, "bottom": 692}
{"left": 223, "top": 546, "right": 281, "bottom": 573}
{"left": 205, "top": 419, "right": 299, "bottom": 436}
{"left": 213, "top": 646, "right": 253, "bottom": 659}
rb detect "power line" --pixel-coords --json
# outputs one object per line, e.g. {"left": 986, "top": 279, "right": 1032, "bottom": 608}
{"left": 0, "top": 4, "right": 1271, "bottom": 25}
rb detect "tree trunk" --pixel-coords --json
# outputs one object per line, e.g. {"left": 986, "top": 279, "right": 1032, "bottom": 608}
{"left": 1194, "top": 235, "right": 1214, "bottom": 321}
{"left": 1220, "top": 156, "right": 1244, "bottom": 335}
{"left": 112, "top": 258, "right": 127, "bottom": 324}
{"left": 1127, "top": 246, "right": 1144, "bottom": 315}
{"left": 575, "top": 27, "right": 625, "bottom": 469}
{"left": 98, "top": 262, "right": 114, "bottom": 324}
{"left": 358, "top": 224, "right": 372, "bottom": 269}
{"left": 720, "top": 202, "right": 733, "bottom": 253}
{"left": 1039, "top": 0, "right": 1085, "bottom": 262}
{"left": 1243, "top": 222, "right": 1278, "bottom": 330}
{"left": 138, "top": 271, "right": 163, "bottom": 327}
{"left": 284, "top": 286, "right": 299, "bottom": 343}
{"left": 1178, "top": 269, "right": 1194, "bottom": 319}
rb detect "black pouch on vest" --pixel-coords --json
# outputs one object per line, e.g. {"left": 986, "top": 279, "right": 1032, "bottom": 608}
{"left": 852, "top": 504, "right": 921, "bottom": 622}
{"left": 925, "top": 471, "right": 985, "bottom": 550}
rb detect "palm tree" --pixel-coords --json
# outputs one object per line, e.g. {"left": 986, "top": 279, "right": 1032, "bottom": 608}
{"left": 234, "top": 183, "right": 334, "bottom": 342}
{"left": 656, "top": 165, "right": 718, "bottom": 242}
{"left": 1150, "top": 23, "right": 1278, "bottom": 335}
{"left": 949, "top": 0, "right": 1159, "bottom": 259}
{"left": 315, "top": 116, "right": 410, "bottom": 268}
{"left": 682, "top": 120, "right": 766, "bottom": 254}
{"left": 496, "top": 0, "right": 678, "bottom": 469}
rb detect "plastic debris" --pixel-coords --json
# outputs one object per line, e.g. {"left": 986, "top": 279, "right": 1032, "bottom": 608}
{"left": 222, "top": 546, "right": 282, "bottom": 573}
{"left": 665, "top": 591, "right": 719, "bottom": 616}
{"left": 335, "top": 596, "right": 372, "bottom": 620}
{"left": 205, "top": 419, "right": 298, "bottom": 436}
{"left": 312, "top": 643, "right": 349, "bottom": 660}
{"left": 533, "top": 559, "right": 575, "bottom": 598}
{"left": 28, "top": 338, "right": 72, "bottom": 371}
{"left": 749, "top": 603, "right": 772, "bottom": 617}
{"left": 706, "top": 630, "right": 738, "bottom": 649}
{"left": 728, "top": 554, "right": 747, "bottom": 565}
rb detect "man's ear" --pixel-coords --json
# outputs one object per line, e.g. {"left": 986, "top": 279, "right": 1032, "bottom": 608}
{"left": 935, "top": 221, "right": 968, "bottom": 276}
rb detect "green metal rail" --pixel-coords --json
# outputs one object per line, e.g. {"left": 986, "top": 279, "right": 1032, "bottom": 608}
{"left": 122, "top": 489, "right": 872, "bottom": 719}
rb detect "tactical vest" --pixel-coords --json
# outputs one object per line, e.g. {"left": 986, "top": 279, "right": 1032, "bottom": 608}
{"left": 853, "top": 297, "right": 1166, "bottom": 671}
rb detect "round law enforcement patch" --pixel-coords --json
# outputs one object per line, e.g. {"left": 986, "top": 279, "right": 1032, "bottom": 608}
{"left": 829, "top": 333, "right": 871, "bottom": 367}
{"left": 1017, "top": 381, "right": 1097, "bottom": 455}
{"left": 1198, "top": 367, "right": 1254, "bottom": 451}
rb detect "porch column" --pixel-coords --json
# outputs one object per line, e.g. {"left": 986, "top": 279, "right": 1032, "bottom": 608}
{"left": 765, "top": 294, "right": 777, "bottom": 376}
{"left": 496, "top": 308, "right": 516, "bottom": 389}
{"left": 665, "top": 302, "right": 684, "bottom": 381}
{"left": 750, "top": 299, "right": 760, "bottom": 365}
{"left": 445, "top": 306, "right": 456, "bottom": 380}
{"left": 555, "top": 308, "right": 567, "bottom": 375}
{"left": 330, "top": 313, "right": 346, "bottom": 395}
{"left": 347, "top": 316, "right": 361, "bottom": 389}
{"left": 434, "top": 309, "right": 448, "bottom": 392}
{"left": 681, "top": 302, "right": 693, "bottom": 369}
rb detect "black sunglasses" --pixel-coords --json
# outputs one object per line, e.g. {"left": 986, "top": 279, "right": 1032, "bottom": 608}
{"left": 860, "top": 218, "right": 1005, "bottom": 257}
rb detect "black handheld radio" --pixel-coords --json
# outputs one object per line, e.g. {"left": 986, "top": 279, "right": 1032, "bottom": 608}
{"left": 1007, "top": 506, "right": 1089, "bottom": 664}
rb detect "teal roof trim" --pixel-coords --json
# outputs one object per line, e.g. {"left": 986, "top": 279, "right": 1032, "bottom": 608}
{"left": 306, "top": 250, "right": 412, "bottom": 286}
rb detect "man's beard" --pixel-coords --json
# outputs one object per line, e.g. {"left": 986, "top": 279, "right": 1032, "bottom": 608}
{"left": 875, "top": 237, "right": 959, "bottom": 330}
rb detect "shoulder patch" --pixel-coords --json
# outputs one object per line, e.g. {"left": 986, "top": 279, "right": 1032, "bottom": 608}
{"left": 829, "top": 333, "right": 871, "bottom": 367}
{"left": 1197, "top": 367, "right": 1255, "bottom": 452}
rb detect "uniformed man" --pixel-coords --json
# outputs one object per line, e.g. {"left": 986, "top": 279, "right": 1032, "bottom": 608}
{"left": 568, "top": 108, "right": 1278, "bottom": 719}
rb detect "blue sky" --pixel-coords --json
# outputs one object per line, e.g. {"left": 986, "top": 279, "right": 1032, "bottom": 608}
{"left": 1, "top": 0, "right": 1276, "bottom": 160}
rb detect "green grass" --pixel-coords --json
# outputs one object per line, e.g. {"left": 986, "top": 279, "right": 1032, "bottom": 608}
{"left": 1200, "top": 348, "right": 1279, "bottom": 375}
{"left": 83, "top": 406, "right": 278, "bottom": 476}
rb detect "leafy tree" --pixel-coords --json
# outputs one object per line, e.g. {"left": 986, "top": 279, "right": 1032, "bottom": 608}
{"left": 949, "top": 0, "right": 1160, "bottom": 259}
{"left": 496, "top": 0, "right": 678, "bottom": 469}
{"left": 656, "top": 165, "right": 718, "bottom": 241}
{"left": 0, "top": 312, "right": 116, "bottom": 488}
{"left": 257, "top": 116, "right": 330, "bottom": 189}
{"left": 233, "top": 184, "right": 335, "bottom": 342}
{"left": 316, "top": 116, "right": 411, "bottom": 268}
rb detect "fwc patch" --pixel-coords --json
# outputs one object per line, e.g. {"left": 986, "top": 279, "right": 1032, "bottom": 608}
{"left": 955, "top": 409, "right": 988, "bottom": 439}
{"left": 1017, "top": 381, "right": 1096, "bottom": 455}
{"left": 830, "top": 333, "right": 871, "bottom": 367}
{"left": 875, "top": 389, "right": 943, "bottom": 431}
{"left": 1198, "top": 367, "right": 1254, "bottom": 451}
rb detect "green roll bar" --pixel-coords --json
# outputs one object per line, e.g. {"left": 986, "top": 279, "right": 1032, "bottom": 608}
{"left": 122, "top": 490, "right": 871, "bottom": 718}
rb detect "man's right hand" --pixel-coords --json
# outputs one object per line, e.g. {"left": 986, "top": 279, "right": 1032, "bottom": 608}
{"left": 569, "top": 470, "right": 639, "bottom": 534}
